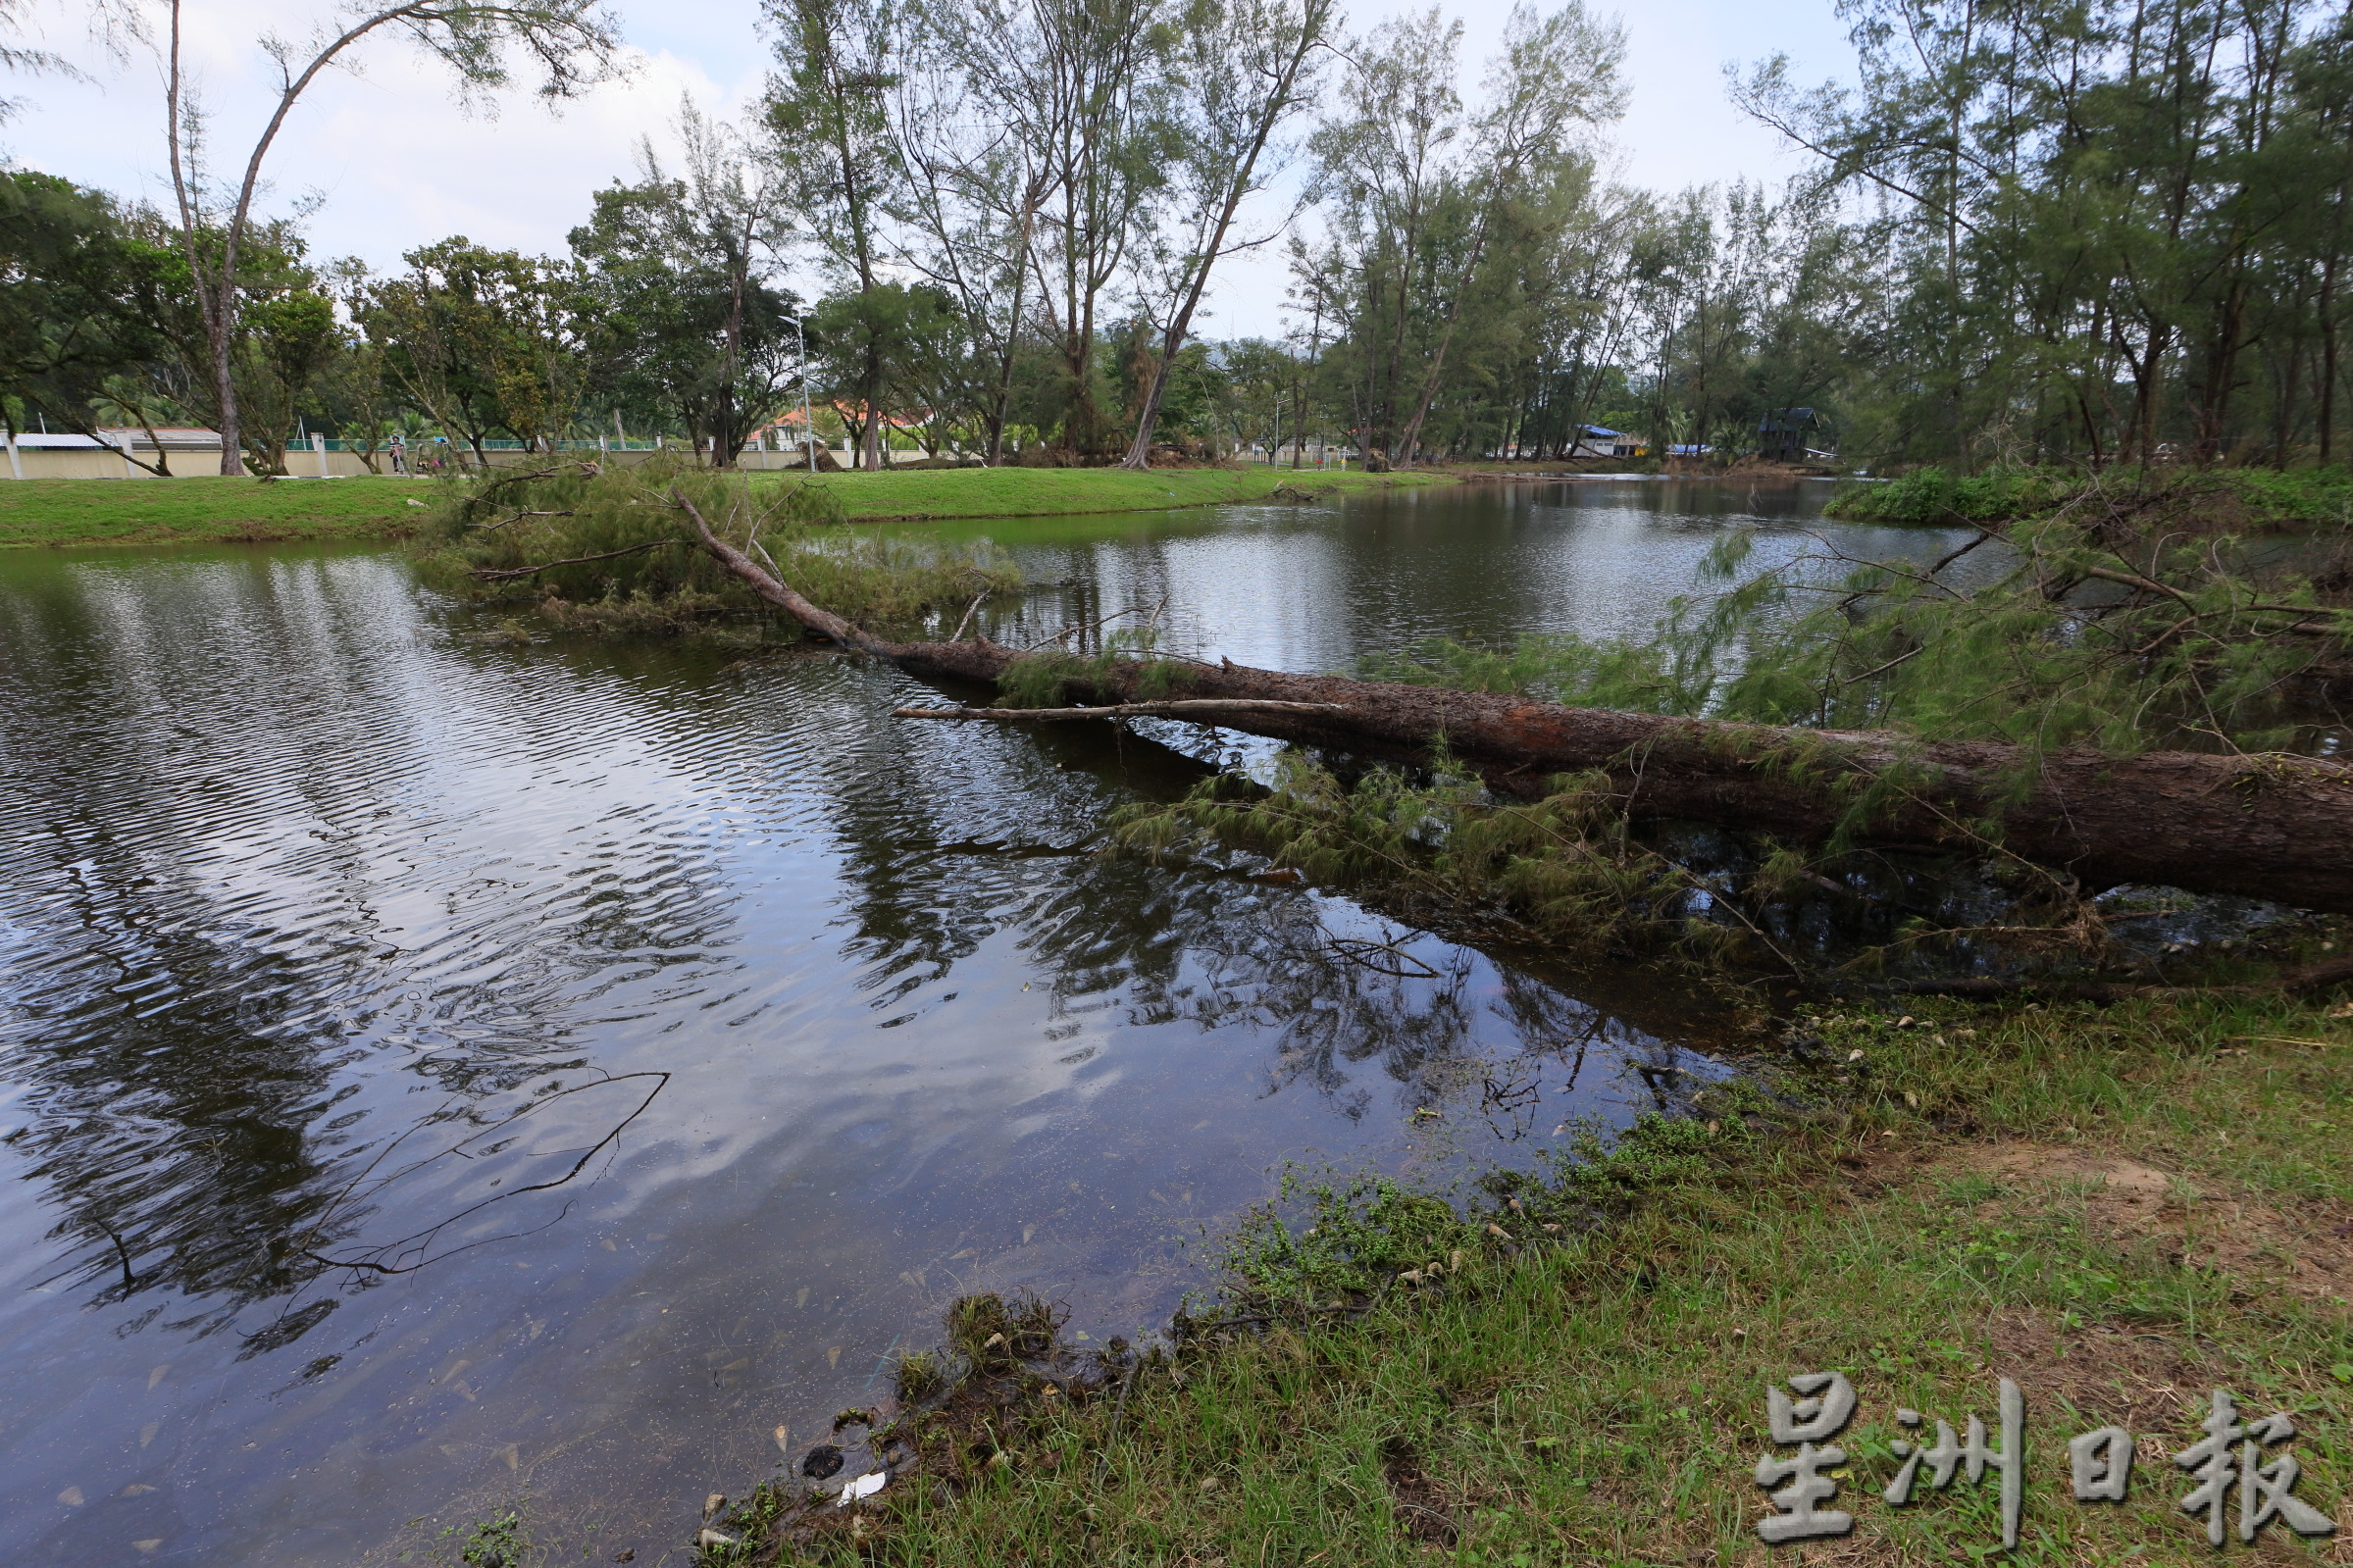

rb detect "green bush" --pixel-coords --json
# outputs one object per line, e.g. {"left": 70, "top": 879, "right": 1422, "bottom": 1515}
{"left": 417, "top": 454, "right": 1021, "bottom": 636}
{"left": 1823, "top": 465, "right": 2068, "bottom": 524}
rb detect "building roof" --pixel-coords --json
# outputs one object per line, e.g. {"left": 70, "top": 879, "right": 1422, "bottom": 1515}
{"left": 755, "top": 404, "right": 929, "bottom": 433}
{"left": 11, "top": 428, "right": 224, "bottom": 448}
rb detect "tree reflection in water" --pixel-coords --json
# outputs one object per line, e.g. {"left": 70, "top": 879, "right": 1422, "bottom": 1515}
{"left": 803, "top": 682, "right": 1714, "bottom": 1154}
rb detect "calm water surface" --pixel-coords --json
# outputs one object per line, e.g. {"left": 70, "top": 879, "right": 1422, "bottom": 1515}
{"left": 0, "top": 480, "right": 1957, "bottom": 1565}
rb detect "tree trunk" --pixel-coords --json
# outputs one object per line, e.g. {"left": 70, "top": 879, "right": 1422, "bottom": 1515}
{"left": 672, "top": 488, "right": 2353, "bottom": 915}
{"left": 209, "top": 300, "right": 243, "bottom": 476}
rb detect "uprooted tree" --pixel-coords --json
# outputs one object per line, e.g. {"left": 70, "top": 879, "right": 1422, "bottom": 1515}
{"left": 661, "top": 484, "right": 2353, "bottom": 920}
{"left": 433, "top": 460, "right": 2353, "bottom": 983}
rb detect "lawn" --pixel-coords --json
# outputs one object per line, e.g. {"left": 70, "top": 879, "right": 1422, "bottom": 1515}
{"left": 0, "top": 466, "right": 1448, "bottom": 548}
{"left": 798, "top": 464, "right": 1445, "bottom": 522}
{"left": 0, "top": 476, "right": 442, "bottom": 547}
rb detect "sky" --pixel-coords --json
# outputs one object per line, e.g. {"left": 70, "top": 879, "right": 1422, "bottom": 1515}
{"left": 1, "top": 0, "right": 1857, "bottom": 338}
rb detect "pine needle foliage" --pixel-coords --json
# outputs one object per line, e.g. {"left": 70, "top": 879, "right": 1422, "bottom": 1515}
{"left": 1375, "top": 504, "right": 2353, "bottom": 759}
{"left": 1821, "top": 466, "right": 2072, "bottom": 524}
{"left": 1106, "top": 753, "right": 1746, "bottom": 964}
{"left": 1113, "top": 485, "right": 2352, "bottom": 982}
{"left": 1829, "top": 464, "right": 2353, "bottom": 531}
{"left": 417, "top": 455, "right": 1021, "bottom": 634}
{"left": 994, "top": 648, "right": 1196, "bottom": 708}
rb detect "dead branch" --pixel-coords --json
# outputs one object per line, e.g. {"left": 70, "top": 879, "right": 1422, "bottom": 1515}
{"left": 2082, "top": 564, "right": 2196, "bottom": 606}
{"left": 474, "top": 508, "right": 577, "bottom": 532}
{"left": 1022, "top": 600, "right": 1162, "bottom": 652}
{"left": 895, "top": 700, "right": 1347, "bottom": 723}
{"left": 469, "top": 537, "right": 684, "bottom": 581}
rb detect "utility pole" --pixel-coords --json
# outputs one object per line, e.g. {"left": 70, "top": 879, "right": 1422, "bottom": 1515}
{"left": 781, "top": 312, "right": 816, "bottom": 475}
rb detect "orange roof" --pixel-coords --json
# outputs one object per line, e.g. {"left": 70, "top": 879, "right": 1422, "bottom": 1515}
{"left": 757, "top": 403, "right": 930, "bottom": 432}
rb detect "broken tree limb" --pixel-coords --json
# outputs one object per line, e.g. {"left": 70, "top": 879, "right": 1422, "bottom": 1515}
{"left": 470, "top": 537, "right": 683, "bottom": 580}
{"left": 666, "top": 488, "right": 2353, "bottom": 918}
{"left": 893, "top": 700, "right": 1348, "bottom": 723}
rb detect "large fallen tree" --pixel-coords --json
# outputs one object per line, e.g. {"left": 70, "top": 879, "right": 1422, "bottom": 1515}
{"left": 673, "top": 489, "right": 2353, "bottom": 919}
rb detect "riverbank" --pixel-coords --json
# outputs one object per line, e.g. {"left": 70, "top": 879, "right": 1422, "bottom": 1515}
{"left": 0, "top": 467, "right": 1447, "bottom": 548}
{"left": 695, "top": 984, "right": 2353, "bottom": 1566}
{"left": 804, "top": 464, "right": 1447, "bottom": 521}
{"left": 0, "top": 475, "right": 442, "bottom": 547}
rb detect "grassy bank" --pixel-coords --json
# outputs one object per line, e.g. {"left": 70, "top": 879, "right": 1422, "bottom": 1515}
{"left": 705, "top": 987, "right": 2353, "bottom": 1566}
{"left": 0, "top": 466, "right": 1445, "bottom": 548}
{"left": 799, "top": 464, "right": 1446, "bottom": 522}
{"left": 0, "top": 475, "right": 442, "bottom": 547}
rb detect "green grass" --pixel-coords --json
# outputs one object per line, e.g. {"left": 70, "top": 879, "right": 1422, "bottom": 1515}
{"left": 0, "top": 466, "right": 1445, "bottom": 548}
{"left": 794, "top": 464, "right": 1446, "bottom": 522}
{"left": 0, "top": 475, "right": 444, "bottom": 547}
{"left": 713, "top": 988, "right": 2353, "bottom": 1565}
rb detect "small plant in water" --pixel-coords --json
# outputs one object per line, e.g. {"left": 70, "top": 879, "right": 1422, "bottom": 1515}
{"left": 893, "top": 1348, "right": 946, "bottom": 1402}
{"left": 452, "top": 1510, "right": 528, "bottom": 1568}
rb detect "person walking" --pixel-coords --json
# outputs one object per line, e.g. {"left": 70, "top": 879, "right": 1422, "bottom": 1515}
{"left": 387, "top": 431, "right": 408, "bottom": 475}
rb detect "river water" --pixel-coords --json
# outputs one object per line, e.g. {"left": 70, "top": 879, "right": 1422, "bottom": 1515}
{"left": 0, "top": 479, "right": 1955, "bottom": 1566}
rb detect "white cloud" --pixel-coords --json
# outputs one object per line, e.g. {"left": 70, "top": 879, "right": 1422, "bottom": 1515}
{"left": 5, "top": 0, "right": 766, "bottom": 270}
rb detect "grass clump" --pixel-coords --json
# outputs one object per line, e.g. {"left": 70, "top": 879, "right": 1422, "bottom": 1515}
{"left": 893, "top": 1350, "right": 946, "bottom": 1404}
{"left": 713, "top": 988, "right": 2353, "bottom": 1566}
{"left": 419, "top": 455, "right": 1021, "bottom": 639}
{"left": 941, "top": 1290, "right": 1063, "bottom": 1366}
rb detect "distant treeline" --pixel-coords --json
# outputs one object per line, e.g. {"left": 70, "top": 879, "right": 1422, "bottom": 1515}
{"left": 4, "top": 0, "right": 2351, "bottom": 474}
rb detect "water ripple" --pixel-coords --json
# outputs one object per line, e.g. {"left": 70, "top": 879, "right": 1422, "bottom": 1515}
{"left": 0, "top": 503, "right": 1758, "bottom": 1565}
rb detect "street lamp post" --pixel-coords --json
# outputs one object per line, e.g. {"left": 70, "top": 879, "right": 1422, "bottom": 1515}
{"left": 779, "top": 313, "right": 816, "bottom": 476}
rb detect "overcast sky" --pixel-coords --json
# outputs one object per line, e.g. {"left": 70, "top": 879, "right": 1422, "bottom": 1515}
{"left": 3, "top": 0, "right": 1856, "bottom": 338}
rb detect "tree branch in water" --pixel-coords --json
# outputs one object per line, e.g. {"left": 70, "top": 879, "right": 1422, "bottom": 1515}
{"left": 468, "top": 537, "right": 685, "bottom": 580}
{"left": 895, "top": 700, "right": 1347, "bottom": 723}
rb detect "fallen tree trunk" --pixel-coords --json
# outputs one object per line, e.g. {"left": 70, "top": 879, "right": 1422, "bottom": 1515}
{"left": 676, "top": 489, "right": 2353, "bottom": 917}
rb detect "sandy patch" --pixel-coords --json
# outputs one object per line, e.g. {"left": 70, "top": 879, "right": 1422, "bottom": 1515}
{"left": 1916, "top": 1140, "right": 2353, "bottom": 1313}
